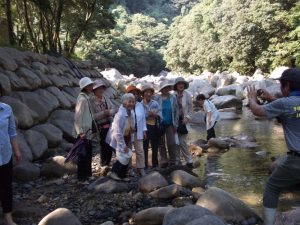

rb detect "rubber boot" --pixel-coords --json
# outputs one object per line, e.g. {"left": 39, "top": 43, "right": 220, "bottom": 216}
{"left": 264, "top": 207, "right": 276, "bottom": 225}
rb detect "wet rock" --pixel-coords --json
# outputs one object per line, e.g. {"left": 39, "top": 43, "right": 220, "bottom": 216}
{"left": 275, "top": 208, "right": 300, "bottom": 225}
{"left": 162, "top": 205, "right": 217, "bottom": 225}
{"left": 196, "top": 187, "right": 261, "bottom": 223}
{"left": 210, "top": 95, "right": 243, "bottom": 110}
{"left": 149, "top": 184, "right": 181, "bottom": 199}
{"left": 1, "top": 96, "right": 39, "bottom": 129}
{"left": 32, "top": 124, "right": 63, "bottom": 148}
{"left": 13, "top": 162, "right": 40, "bottom": 181}
{"left": 41, "top": 156, "right": 77, "bottom": 178}
{"left": 208, "top": 138, "right": 230, "bottom": 150}
{"left": 172, "top": 196, "right": 194, "bottom": 207}
{"left": 171, "top": 170, "right": 202, "bottom": 189}
{"left": 88, "top": 177, "right": 129, "bottom": 193}
{"left": 38, "top": 208, "right": 82, "bottom": 225}
{"left": 192, "top": 187, "right": 205, "bottom": 199}
{"left": 25, "top": 129, "right": 48, "bottom": 160}
{"left": 134, "top": 207, "right": 174, "bottom": 225}
{"left": 186, "top": 215, "right": 226, "bottom": 225}
{"left": 139, "top": 171, "right": 168, "bottom": 193}
{"left": 219, "top": 111, "right": 241, "bottom": 120}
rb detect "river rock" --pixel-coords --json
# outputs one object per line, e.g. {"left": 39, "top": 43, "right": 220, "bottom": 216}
{"left": 41, "top": 156, "right": 77, "bottom": 178}
{"left": 171, "top": 170, "right": 202, "bottom": 188}
{"left": 192, "top": 187, "right": 205, "bottom": 199}
{"left": 210, "top": 95, "right": 243, "bottom": 110}
{"left": 196, "top": 187, "right": 261, "bottom": 223}
{"left": 24, "top": 129, "right": 48, "bottom": 159}
{"left": 134, "top": 207, "right": 174, "bottom": 225}
{"left": 48, "top": 74, "right": 69, "bottom": 88}
{"left": 46, "top": 86, "right": 72, "bottom": 109}
{"left": 5, "top": 70, "right": 31, "bottom": 91}
{"left": 190, "top": 111, "right": 205, "bottom": 124}
{"left": 275, "top": 208, "right": 300, "bottom": 225}
{"left": 16, "top": 67, "right": 42, "bottom": 89}
{"left": 88, "top": 177, "right": 129, "bottom": 193}
{"left": 34, "top": 69, "right": 53, "bottom": 87}
{"left": 32, "top": 124, "right": 63, "bottom": 148}
{"left": 17, "top": 133, "right": 33, "bottom": 162}
{"left": 216, "top": 84, "right": 240, "bottom": 96}
{"left": 172, "top": 196, "right": 194, "bottom": 207}
{"left": 187, "top": 78, "right": 215, "bottom": 98}
{"left": 0, "top": 96, "right": 39, "bottom": 129}
{"left": 38, "top": 208, "right": 82, "bottom": 225}
{"left": 149, "top": 184, "right": 181, "bottom": 199}
{"left": 162, "top": 205, "right": 217, "bottom": 225}
{"left": 219, "top": 110, "right": 241, "bottom": 120}
{"left": 186, "top": 215, "right": 226, "bottom": 225}
{"left": 138, "top": 171, "right": 168, "bottom": 193}
{"left": 32, "top": 61, "right": 49, "bottom": 74}
{"left": 0, "top": 72, "right": 12, "bottom": 95}
{"left": 13, "top": 162, "right": 40, "bottom": 181}
{"left": 0, "top": 48, "right": 18, "bottom": 71}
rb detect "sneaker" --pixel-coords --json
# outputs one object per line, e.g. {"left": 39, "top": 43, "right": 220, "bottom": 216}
{"left": 107, "top": 172, "right": 121, "bottom": 181}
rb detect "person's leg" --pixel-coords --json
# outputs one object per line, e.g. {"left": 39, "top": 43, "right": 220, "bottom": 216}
{"left": 178, "top": 133, "right": 193, "bottom": 164}
{"left": 143, "top": 138, "right": 150, "bottom": 169}
{"left": 263, "top": 156, "right": 300, "bottom": 225}
{"left": 86, "top": 139, "right": 93, "bottom": 177}
{"left": 158, "top": 133, "right": 168, "bottom": 167}
{"left": 0, "top": 158, "right": 15, "bottom": 225}
{"left": 100, "top": 128, "right": 108, "bottom": 166}
{"left": 165, "top": 125, "right": 180, "bottom": 165}
{"left": 207, "top": 123, "right": 216, "bottom": 141}
{"left": 77, "top": 139, "right": 92, "bottom": 180}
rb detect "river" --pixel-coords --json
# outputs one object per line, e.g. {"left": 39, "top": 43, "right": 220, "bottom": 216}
{"left": 187, "top": 108, "right": 297, "bottom": 216}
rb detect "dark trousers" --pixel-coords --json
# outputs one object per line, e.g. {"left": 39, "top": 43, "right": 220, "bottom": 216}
{"left": 143, "top": 124, "right": 159, "bottom": 168}
{"left": 77, "top": 139, "right": 92, "bottom": 181}
{"left": 205, "top": 116, "right": 216, "bottom": 140}
{"left": 0, "top": 158, "right": 13, "bottom": 213}
{"left": 99, "top": 127, "right": 114, "bottom": 166}
{"left": 263, "top": 155, "right": 300, "bottom": 208}
{"left": 111, "top": 160, "right": 129, "bottom": 178}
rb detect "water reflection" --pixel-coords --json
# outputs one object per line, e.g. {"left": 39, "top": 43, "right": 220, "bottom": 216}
{"left": 189, "top": 108, "right": 289, "bottom": 215}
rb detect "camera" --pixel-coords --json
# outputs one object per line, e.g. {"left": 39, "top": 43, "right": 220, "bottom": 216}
{"left": 257, "top": 89, "right": 264, "bottom": 96}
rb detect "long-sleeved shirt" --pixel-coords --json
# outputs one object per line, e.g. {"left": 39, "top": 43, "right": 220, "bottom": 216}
{"left": 106, "top": 105, "right": 135, "bottom": 152}
{"left": 175, "top": 90, "right": 193, "bottom": 123}
{"left": 134, "top": 102, "right": 147, "bottom": 140}
{"left": 0, "top": 102, "right": 17, "bottom": 166}
{"left": 91, "top": 95, "right": 117, "bottom": 126}
{"left": 142, "top": 99, "right": 162, "bottom": 125}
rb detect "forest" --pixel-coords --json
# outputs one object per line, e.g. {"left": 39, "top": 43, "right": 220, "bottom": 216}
{"left": 0, "top": 0, "right": 299, "bottom": 76}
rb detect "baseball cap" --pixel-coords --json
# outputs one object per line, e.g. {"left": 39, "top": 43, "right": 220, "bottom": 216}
{"left": 276, "top": 68, "right": 300, "bottom": 83}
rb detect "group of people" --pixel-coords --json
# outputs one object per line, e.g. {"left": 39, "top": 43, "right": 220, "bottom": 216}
{"left": 73, "top": 76, "right": 220, "bottom": 181}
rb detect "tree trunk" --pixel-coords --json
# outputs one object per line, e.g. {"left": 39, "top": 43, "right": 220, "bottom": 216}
{"left": 53, "top": 0, "right": 64, "bottom": 53}
{"left": 23, "top": 0, "right": 39, "bottom": 51}
{"left": 5, "top": 0, "right": 15, "bottom": 45}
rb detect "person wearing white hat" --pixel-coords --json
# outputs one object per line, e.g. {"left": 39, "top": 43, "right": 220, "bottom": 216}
{"left": 106, "top": 93, "right": 136, "bottom": 181}
{"left": 174, "top": 77, "right": 194, "bottom": 168}
{"left": 155, "top": 80, "right": 180, "bottom": 167}
{"left": 74, "top": 77, "right": 95, "bottom": 181}
{"left": 91, "top": 79, "right": 117, "bottom": 171}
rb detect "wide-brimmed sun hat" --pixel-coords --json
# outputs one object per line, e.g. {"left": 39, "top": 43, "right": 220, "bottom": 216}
{"left": 159, "top": 80, "right": 174, "bottom": 92}
{"left": 79, "top": 77, "right": 93, "bottom": 90}
{"left": 141, "top": 84, "right": 155, "bottom": 94}
{"left": 93, "top": 79, "right": 107, "bottom": 90}
{"left": 126, "top": 85, "right": 142, "bottom": 94}
{"left": 174, "top": 77, "right": 189, "bottom": 90}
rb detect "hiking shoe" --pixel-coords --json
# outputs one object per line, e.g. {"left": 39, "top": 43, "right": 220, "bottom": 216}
{"left": 107, "top": 172, "right": 121, "bottom": 181}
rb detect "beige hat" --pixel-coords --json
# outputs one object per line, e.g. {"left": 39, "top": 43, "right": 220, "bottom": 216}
{"left": 159, "top": 80, "right": 174, "bottom": 92}
{"left": 174, "top": 77, "right": 189, "bottom": 90}
{"left": 79, "top": 77, "right": 93, "bottom": 90}
{"left": 141, "top": 84, "right": 155, "bottom": 94}
{"left": 93, "top": 79, "right": 107, "bottom": 90}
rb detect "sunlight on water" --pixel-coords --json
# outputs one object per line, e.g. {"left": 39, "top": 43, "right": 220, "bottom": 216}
{"left": 188, "top": 108, "right": 289, "bottom": 216}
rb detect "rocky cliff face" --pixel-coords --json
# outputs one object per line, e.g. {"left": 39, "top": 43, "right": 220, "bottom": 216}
{"left": 0, "top": 47, "right": 121, "bottom": 178}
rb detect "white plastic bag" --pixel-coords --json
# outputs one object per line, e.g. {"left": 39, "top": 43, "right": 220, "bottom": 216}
{"left": 117, "top": 148, "right": 133, "bottom": 165}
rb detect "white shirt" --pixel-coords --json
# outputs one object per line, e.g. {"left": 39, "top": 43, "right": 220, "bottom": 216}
{"left": 203, "top": 100, "right": 220, "bottom": 130}
{"left": 134, "top": 102, "right": 147, "bottom": 140}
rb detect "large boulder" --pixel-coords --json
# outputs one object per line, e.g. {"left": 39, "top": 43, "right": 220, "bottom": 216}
{"left": 196, "top": 187, "right": 261, "bottom": 223}
{"left": 32, "top": 61, "right": 49, "bottom": 74}
{"left": 208, "top": 138, "right": 230, "bottom": 150}
{"left": 16, "top": 67, "right": 42, "bottom": 89}
{"left": 190, "top": 111, "right": 205, "bottom": 124}
{"left": 16, "top": 133, "right": 33, "bottom": 162}
{"left": 163, "top": 205, "right": 217, "bottom": 225}
{"left": 0, "top": 48, "right": 18, "bottom": 71}
{"left": 41, "top": 156, "right": 77, "bottom": 178}
{"left": 24, "top": 130, "right": 48, "bottom": 160}
{"left": 210, "top": 95, "right": 243, "bottom": 110}
{"left": 38, "top": 208, "right": 82, "bottom": 225}
{"left": 187, "top": 78, "right": 215, "bottom": 98}
{"left": 32, "top": 124, "right": 63, "bottom": 148}
{"left": 171, "top": 170, "right": 202, "bottom": 189}
{"left": 0, "top": 72, "right": 12, "bottom": 95}
{"left": 134, "top": 207, "right": 174, "bottom": 225}
{"left": 186, "top": 215, "right": 226, "bottom": 225}
{"left": 5, "top": 71, "right": 31, "bottom": 91}
{"left": 46, "top": 86, "right": 72, "bottom": 109}
{"left": 275, "top": 208, "right": 300, "bottom": 225}
{"left": 0, "top": 96, "right": 39, "bottom": 129}
{"left": 13, "top": 162, "right": 40, "bottom": 181}
{"left": 87, "top": 177, "right": 129, "bottom": 194}
{"left": 138, "top": 172, "right": 168, "bottom": 193}
{"left": 270, "top": 66, "right": 289, "bottom": 80}
{"left": 149, "top": 184, "right": 181, "bottom": 199}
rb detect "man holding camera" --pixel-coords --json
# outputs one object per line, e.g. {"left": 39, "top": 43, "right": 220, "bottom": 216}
{"left": 247, "top": 68, "right": 300, "bottom": 225}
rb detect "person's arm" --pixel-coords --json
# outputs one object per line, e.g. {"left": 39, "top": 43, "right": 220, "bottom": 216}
{"left": 74, "top": 98, "right": 87, "bottom": 139}
{"left": 113, "top": 112, "right": 127, "bottom": 152}
{"left": 247, "top": 86, "right": 267, "bottom": 117}
{"left": 11, "top": 138, "right": 21, "bottom": 164}
{"left": 185, "top": 92, "right": 193, "bottom": 123}
{"left": 172, "top": 95, "right": 179, "bottom": 130}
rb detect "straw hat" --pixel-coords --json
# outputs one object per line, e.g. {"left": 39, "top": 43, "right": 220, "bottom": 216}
{"left": 79, "top": 77, "right": 93, "bottom": 90}
{"left": 174, "top": 77, "right": 189, "bottom": 90}
{"left": 141, "top": 84, "right": 155, "bottom": 94}
{"left": 93, "top": 79, "right": 107, "bottom": 90}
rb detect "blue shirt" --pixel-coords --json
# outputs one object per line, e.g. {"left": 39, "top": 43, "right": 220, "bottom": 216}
{"left": 162, "top": 98, "right": 172, "bottom": 125}
{"left": 0, "top": 102, "right": 17, "bottom": 166}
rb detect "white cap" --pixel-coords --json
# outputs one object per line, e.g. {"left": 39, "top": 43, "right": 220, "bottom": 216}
{"left": 79, "top": 77, "right": 93, "bottom": 90}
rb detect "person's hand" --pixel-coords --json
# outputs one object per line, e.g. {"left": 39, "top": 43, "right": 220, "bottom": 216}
{"left": 143, "top": 131, "right": 147, "bottom": 140}
{"left": 79, "top": 133, "right": 86, "bottom": 139}
{"left": 260, "top": 89, "right": 274, "bottom": 102}
{"left": 14, "top": 149, "right": 22, "bottom": 165}
{"left": 247, "top": 86, "right": 257, "bottom": 100}
{"left": 124, "top": 146, "right": 128, "bottom": 153}
{"left": 207, "top": 119, "right": 212, "bottom": 126}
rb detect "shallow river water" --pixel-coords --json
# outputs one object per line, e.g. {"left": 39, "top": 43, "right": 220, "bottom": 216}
{"left": 187, "top": 108, "right": 291, "bottom": 216}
